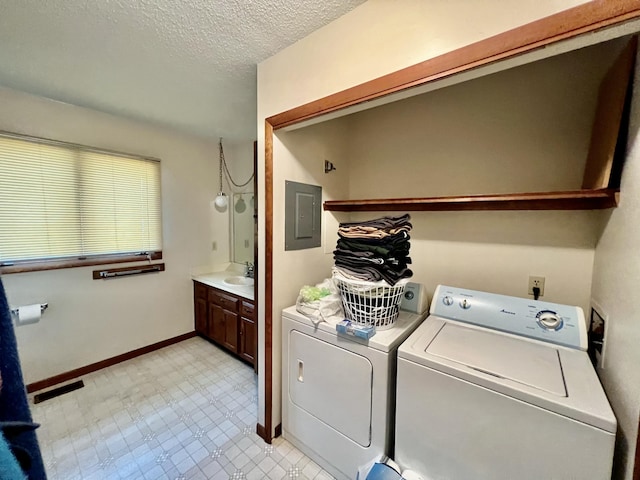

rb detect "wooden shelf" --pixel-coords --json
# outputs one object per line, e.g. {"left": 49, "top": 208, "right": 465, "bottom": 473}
{"left": 323, "top": 189, "right": 619, "bottom": 212}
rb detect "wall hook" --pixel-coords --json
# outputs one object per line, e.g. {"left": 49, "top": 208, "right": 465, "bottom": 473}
{"left": 324, "top": 160, "right": 336, "bottom": 174}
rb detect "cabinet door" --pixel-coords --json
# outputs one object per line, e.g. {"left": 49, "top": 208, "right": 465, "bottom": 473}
{"left": 195, "top": 297, "right": 208, "bottom": 335}
{"left": 222, "top": 309, "right": 239, "bottom": 353}
{"left": 194, "top": 282, "right": 209, "bottom": 335}
{"left": 209, "top": 303, "right": 226, "bottom": 344}
{"left": 239, "top": 316, "right": 257, "bottom": 367}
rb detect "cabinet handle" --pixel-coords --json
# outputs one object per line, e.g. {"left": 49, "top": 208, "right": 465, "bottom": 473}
{"left": 297, "top": 360, "right": 304, "bottom": 382}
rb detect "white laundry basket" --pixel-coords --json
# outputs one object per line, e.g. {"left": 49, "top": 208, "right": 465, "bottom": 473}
{"left": 333, "top": 274, "right": 408, "bottom": 330}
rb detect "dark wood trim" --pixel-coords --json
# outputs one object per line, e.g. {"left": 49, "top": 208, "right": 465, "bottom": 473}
{"left": 323, "top": 189, "right": 620, "bottom": 212}
{"left": 582, "top": 36, "right": 638, "bottom": 189}
{"left": 256, "top": 423, "right": 270, "bottom": 444}
{"left": 261, "top": 0, "right": 639, "bottom": 457}
{"left": 634, "top": 414, "right": 640, "bottom": 480}
{"left": 253, "top": 140, "right": 259, "bottom": 374}
{"left": 255, "top": 423, "right": 280, "bottom": 444}
{"left": 266, "top": 0, "right": 640, "bottom": 130}
{"left": 1, "top": 251, "right": 163, "bottom": 275}
{"left": 92, "top": 262, "right": 165, "bottom": 280}
{"left": 264, "top": 121, "right": 274, "bottom": 442}
{"left": 26, "top": 331, "right": 196, "bottom": 393}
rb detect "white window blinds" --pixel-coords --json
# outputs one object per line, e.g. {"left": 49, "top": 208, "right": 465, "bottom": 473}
{"left": 0, "top": 132, "right": 162, "bottom": 265}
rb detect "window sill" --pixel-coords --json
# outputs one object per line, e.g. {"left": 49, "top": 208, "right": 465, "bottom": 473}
{"left": 0, "top": 251, "right": 162, "bottom": 275}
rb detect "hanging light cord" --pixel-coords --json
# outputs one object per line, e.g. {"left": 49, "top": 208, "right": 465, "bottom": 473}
{"left": 220, "top": 138, "right": 254, "bottom": 189}
{"left": 218, "top": 142, "right": 224, "bottom": 192}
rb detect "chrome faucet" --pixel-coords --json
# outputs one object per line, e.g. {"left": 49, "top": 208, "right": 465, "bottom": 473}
{"left": 244, "top": 261, "right": 255, "bottom": 278}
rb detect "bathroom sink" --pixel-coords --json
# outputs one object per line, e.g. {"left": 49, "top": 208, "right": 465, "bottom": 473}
{"left": 223, "top": 276, "right": 254, "bottom": 286}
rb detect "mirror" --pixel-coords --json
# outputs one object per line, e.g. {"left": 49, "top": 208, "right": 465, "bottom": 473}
{"left": 232, "top": 192, "right": 254, "bottom": 264}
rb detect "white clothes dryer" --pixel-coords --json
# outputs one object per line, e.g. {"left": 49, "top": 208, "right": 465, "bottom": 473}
{"left": 395, "top": 285, "right": 616, "bottom": 480}
{"left": 282, "top": 306, "right": 427, "bottom": 480}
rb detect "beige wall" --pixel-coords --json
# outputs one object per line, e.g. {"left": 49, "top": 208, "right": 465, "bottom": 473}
{"left": 346, "top": 41, "right": 618, "bottom": 198}
{"left": 259, "top": 0, "right": 589, "bottom": 115}
{"left": 257, "top": 0, "right": 591, "bottom": 435}
{"left": 0, "top": 86, "right": 234, "bottom": 384}
{"left": 591, "top": 50, "right": 640, "bottom": 480}
{"left": 342, "top": 40, "right": 623, "bottom": 312}
{"left": 268, "top": 120, "right": 351, "bottom": 427}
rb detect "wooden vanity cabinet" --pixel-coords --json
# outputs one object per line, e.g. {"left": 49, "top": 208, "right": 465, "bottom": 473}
{"left": 194, "top": 282, "right": 209, "bottom": 336}
{"left": 193, "top": 280, "right": 256, "bottom": 369}
{"left": 209, "top": 290, "right": 239, "bottom": 353}
{"left": 239, "top": 300, "right": 257, "bottom": 367}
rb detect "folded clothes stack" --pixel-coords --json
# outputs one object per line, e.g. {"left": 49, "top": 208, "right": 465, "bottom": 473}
{"left": 333, "top": 214, "right": 413, "bottom": 286}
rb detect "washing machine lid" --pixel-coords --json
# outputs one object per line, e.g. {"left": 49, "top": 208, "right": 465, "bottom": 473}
{"left": 426, "top": 322, "right": 566, "bottom": 396}
{"left": 399, "top": 316, "right": 617, "bottom": 433}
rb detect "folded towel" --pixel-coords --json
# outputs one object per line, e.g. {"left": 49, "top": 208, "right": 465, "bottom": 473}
{"left": 338, "top": 230, "right": 410, "bottom": 245}
{"left": 333, "top": 265, "right": 413, "bottom": 286}
{"left": 339, "top": 214, "right": 412, "bottom": 230}
{"left": 338, "top": 225, "right": 411, "bottom": 239}
{"left": 337, "top": 238, "right": 410, "bottom": 258}
{"left": 334, "top": 250, "right": 411, "bottom": 269}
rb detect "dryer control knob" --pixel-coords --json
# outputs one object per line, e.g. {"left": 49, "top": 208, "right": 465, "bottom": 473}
{"left": 537, "top": 310, "right": 563, "bottom": 330}
{"left": 460, "top": 299, "right": 471, "bottom": 309}
{"left": 443, "top": 296, "right": 454, "bottom": 306}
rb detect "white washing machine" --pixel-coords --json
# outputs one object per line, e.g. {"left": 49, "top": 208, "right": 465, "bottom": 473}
{"left": 395, "top": 285, "right": 617, "bottom": 480}
{"left": 282, "top": 306, "right": 427, "bottom": 480}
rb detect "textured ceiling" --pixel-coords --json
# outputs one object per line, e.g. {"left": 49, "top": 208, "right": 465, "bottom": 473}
{"left": 0, "top": 0, "right": 366, "bottom": 142}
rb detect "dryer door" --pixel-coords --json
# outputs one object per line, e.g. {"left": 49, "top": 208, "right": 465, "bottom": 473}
{"left": 288, "top": 330, "right": 373, "bottom": 446}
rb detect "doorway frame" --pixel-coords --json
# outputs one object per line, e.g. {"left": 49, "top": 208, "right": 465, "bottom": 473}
{"left": 258, "top": 0, "right": 640, "bottom": 445}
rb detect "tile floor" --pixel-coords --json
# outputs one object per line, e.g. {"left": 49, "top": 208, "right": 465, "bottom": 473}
{"left": 30, "top": 337, "right": 335, "bottom": 479}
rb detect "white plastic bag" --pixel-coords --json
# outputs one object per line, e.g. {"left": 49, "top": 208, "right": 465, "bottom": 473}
{"left": 295, "top": 278, "right": 344, "bottom": 326}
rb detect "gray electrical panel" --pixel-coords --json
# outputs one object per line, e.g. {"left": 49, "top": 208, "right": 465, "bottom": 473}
{"left": 285, "top": 181, "right": 322, "bottom": 251}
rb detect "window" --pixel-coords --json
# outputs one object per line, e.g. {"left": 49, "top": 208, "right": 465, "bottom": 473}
{"left": 0, "top": 132, "right": 162, "bottom": 273}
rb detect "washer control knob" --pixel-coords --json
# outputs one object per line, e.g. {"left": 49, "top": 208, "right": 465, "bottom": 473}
{"left": 405, "top": 291, "right": 415, "bottom": 300}
{"left": 537, "top": 310, "right": 562, "bottom": 330}
{"left": 443, "top": 296, "right": 454, "bottom": 306}
{"left": 460, "top": 299, "right": 471, "bottom": 309}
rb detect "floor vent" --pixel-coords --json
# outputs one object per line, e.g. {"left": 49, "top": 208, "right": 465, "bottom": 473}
{"left": 33, "top": 380, "right": 84, "bottom": 404}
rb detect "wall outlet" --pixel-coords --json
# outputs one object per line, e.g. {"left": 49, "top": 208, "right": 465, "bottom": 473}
{"left": 528, "top": 276, "right": 545, "bottom": 297}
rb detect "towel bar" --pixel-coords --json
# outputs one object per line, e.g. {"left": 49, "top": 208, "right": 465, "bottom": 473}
{"left": 92, "top": 263, "right": 165, "bottom": 280}
{"left": 99, "top": 265, "right": 161, "bottom": 278}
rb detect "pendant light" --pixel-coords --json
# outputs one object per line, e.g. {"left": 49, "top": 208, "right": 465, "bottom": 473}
{"left": 213, "top": 137, "right": 255, "bottom": 209}
{"left": 214, "top": 138, "right": 228, "bottom": 208}
{"left": 234, "top": 194, "right": 247, "bottom": 213}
